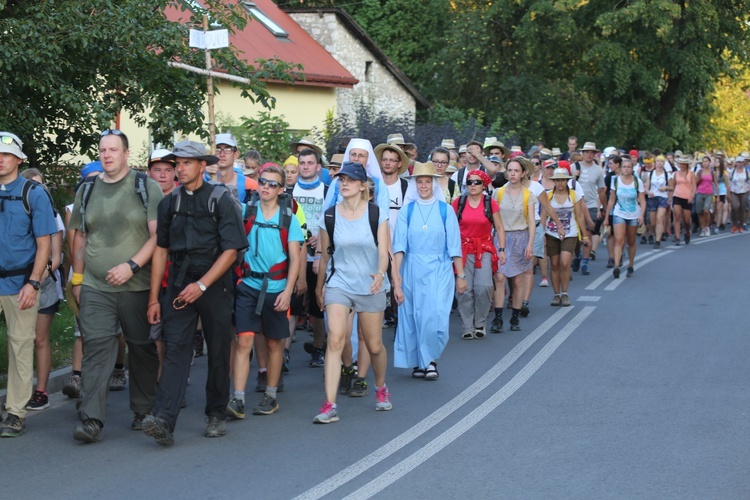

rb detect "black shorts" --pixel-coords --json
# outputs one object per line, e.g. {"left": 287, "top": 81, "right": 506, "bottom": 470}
{"left": 38, "top": 300, "right": 60, "bottom": 315}
{"left": 673, "top": 196, "right": 693, "bottom": 210}
{"left": 235, "top": 282, "right": 289, "bottom": 340}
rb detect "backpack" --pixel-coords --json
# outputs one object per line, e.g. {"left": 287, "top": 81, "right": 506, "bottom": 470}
{"left": 612, "top": 176, "right": 641, "bottom": 210}
{"left": 406, "top": 200, "right": 448, "bottom": 230}
{"left": 448, "top": 178, "right": 457, "bottom": 199}
{"left": 649, "top": 169, "right": 669, "bottom": 190}
{"left": 546, "top": 189, "right": 581, "bottom": 240}
{"left": 456, "top": 194, "right": 492, "bottom": 224}
{"left": 0, "top": 178, "right": 58, "bottom": 221}
{"left": 237, "top": 191, "right": 296, "bottom": 281}
{"left": 399, "top": 178, "right": 409, "bottom": 202}
{"left": 495, "top": 185, "right": 532, "bottom": 220}
{"left": 324, "top": 202, "right": 380, "bottom": 283}
{"left": 79, "top": 170, "right": 148, "bottom": 234}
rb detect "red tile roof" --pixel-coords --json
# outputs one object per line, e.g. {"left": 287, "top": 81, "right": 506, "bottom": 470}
{"left": 165, "top": 0, "right": 358, "bottom": 88}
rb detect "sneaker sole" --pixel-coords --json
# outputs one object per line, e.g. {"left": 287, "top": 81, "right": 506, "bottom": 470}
{"left": 253, "top": 405, "right": 279, "bottom": 416}
{"left": 73, "top": 427, "right": 100, "bottom": 443}
{"left": 226, "top": 408, "right": 246, "bottom": 420}
{"left": 375, "top": 404, "right": 393, "bottom": 411}
{"left": 349, "top": 391, "right": 368, "bottom": 398}
{"left": 205, "top": 428, "right": 226, "bottom": 438}
{"left": 142, "top": 420, "right": 174, "bottom": 446}
{"left": 1, "top": 428, "right": 25, "bottom": 438}
{"left": 108, "top": 385, "right": 126, "bottom": 392}
{"left": 26, "top": 403, "right": 50, "bottom": 411}
{"left": 313, "top": 415, "right": 339, "bottom": 424}
{"left": 62, "top": 386, "right": 80, "bottom": 399}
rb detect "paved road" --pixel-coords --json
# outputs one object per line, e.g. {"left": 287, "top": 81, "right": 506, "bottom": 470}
{"left": 4, "top": 232, "right": 749, "bottom": 499}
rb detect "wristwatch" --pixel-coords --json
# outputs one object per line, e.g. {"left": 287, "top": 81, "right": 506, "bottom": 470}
{"left": 498, "top": 247, "right": 506, "bottom": 252}
{"left": 457, "top": 274, "right": 467, "bottom": 280}
{"left": 196, "top": 281, "right": 207, "bottom": 292}
{"left": 27, "top": 279, "right": 41, "bottom": 291}
{"left": 379, "top": 272, "right": 387, "bottom": 280}
{"left": 127, "top": 259, "right": 140, "bottom": 274}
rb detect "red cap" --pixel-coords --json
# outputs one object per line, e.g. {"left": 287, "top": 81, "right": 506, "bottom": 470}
{"left": 509, "top": 151, "right": 526, "bottom": 159}
{"left": 557, "top": 160, "right": 571, "bottom": 174}
{"left": 628, "top": 149, "right": 639, "bottom": 160}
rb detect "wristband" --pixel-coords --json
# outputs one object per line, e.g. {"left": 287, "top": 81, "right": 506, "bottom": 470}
{"left": 498, "top": 247, "right": 506, "bottom": 252}
{"left": 148, "top": 302, "right": 159, "bottom": 308}
{"left": 71, "top": 273, "right": 84, "bottom": 286}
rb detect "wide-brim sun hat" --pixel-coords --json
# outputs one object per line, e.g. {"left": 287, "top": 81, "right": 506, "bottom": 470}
{"left": 550, "top": 167, "right": 572, "bottom": 180}
{"left": 483, "top": 137, "right": 510, "bottom": 157}
{"left": 406, "top": 161, "right": 441, "bottom": 179}
{"left": 580, "top": 141, "right": 599, "bottom": 152}
{"left": 374, "top": 143, "right": 410, "bottom": 175}
{"left": 290, "top": 135, "right": 323, "bottom": 156}
{"left": 164, "top": 140, "right": 219, "bottom": 165}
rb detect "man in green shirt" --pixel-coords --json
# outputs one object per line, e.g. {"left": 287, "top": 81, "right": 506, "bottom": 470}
{"left": 69, "top": 130, "right": 163, "bottom": 443}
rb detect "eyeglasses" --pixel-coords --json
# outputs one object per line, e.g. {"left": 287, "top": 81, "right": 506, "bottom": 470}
{"left": 216, "top": 147, "right": 236, "bottom": 155}
{"left": 531, "top": 161, "right": 541, "bottom": 166}
{"left": 466, "top": 179, "right": 484, "bottom": 186}
{"left": 101, "top": 129, "right": 124, "bottom": 137}
{"left": 432, "top": 161, "right": 449, "bottom": 166}
{"left": 259, "top": 177, "right": 282, "bottom": 188}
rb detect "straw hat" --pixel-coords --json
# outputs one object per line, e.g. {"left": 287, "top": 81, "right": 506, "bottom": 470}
{"left": 386, "top": 133, "right": 414, "bottom": 148}
{"left": 374, "top": 143, "right": 410, "bottom": 175}
{"left": 675, "top": 154, "right": 693, "bottom": 164}
{"left": 551, "top": 147, "right": 562, "bottom": 158}
{"left": 290, "top": 135, "right": 323, "bottom": 156}
{"left": 441, "top": 139, "right": 457, "bottom": 150}
{"left": 406, "top": 161, "right": 441, "bottom": 178}
{"left": 446, "top": 161, "right": 458, "bottom": 173}
{"left": 458, "top": 144, "right": 468, "bottom": 154}
{"left": 328, "top": 153, "right": 344, "bottom": 167}
{"left": 483, "top": 137, "right": 511, "bottom": 157}
{"left": 549, "top": 167, "right": 572, "bottom": 180}
{"left": 579, "top": 141, "right": 599, "bottom": 152}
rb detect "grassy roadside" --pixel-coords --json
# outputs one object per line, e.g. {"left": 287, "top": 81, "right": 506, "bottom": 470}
{"left": 0, "top": 301, "right": 77, "bottom": 390}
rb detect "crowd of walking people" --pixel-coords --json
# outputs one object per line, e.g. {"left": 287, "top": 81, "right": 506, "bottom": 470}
{"left": 0, "top": 129, "right": 746, "bottom": 444}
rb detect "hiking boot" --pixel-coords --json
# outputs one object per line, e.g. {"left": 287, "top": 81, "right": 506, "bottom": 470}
{"left": 581, "top": 263, "right": 590, "bottom": 275}
{"left": 255, "top": 371, "right": 267, "bottom": 393}
{"left": 63, "top": 374, "right": 81, "bottom": 399}
{"left": 309, "top": 348, "right": 325, "bottom": 368}
{"left": 520, "top": 301, "right": 530, "bottom": 317}
{"left": 282, "top": 348, "right": 290, "bottom": 373}
{"left": 626, "top": 267, "right": 634, "bottom": 277}
{"left": 653, "top": 241, "right": 661, "bottom": 249}
{"left": 613, "top": 267, "right": 620, "bottom": 279}
{"left": 350, "top": 378, "right": 368, "bottom": 397}
{"left": 253, "top": 394, "right": 279, "bottom": 415}
{"left": 509, "top": 316, "right": 521, "bottom": 331}
{"left": 375, "top": 386, "right": 393, "bottom": 411}
{"left": 606, "top": 258, "right": 614, "bottom": 268}
{"left": 205, "top": 416, "right": 226, "bottom": 438}
{"left": 108, "top": 368, "right": 127, "bottom": 391}
{"left": 550, "top": 295, "right": 562, "bottom": 306}
{"left": 339, "top": 365, "right": 355, "bottom": 394}
{"left": 640, "top": 235, "right": 647, "bottom": 244}
{"left": 313, "top": 401, "right": 339, "bottom": 424}
{"left": 490, "top": 316, "right": 503, "bottom": 333}
{"left": 226, "top": 398, "right": 246, "bottom": 420}
{"left": 648, "top": 235, "right": 655, "bottom": 244}
{"left": 131, "top": 413, "right": 148, "bottom": 431}
{"left": 26, "top": 390, "right": 49, "bottom": 411}
{"left": 0, "top": 413, "right": 25, "bottom": 438}
{"left": 142, "top": 415, "right": 173, "bottom": 446}
{"left": 193, "top": 330, "right": 204, "bottom": 357}
{"left": 73, "top": 419, "right": 102, "bottom": 443}
{"left": 560, "top": 295, "right": 571, "bottom": 307}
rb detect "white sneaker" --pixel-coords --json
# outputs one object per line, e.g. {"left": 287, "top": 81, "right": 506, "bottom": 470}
{"left": 538, "top": 278, "right": 549, "bottom": 287}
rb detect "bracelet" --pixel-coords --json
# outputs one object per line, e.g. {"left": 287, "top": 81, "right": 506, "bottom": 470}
{"left": 71, "top": 273, "right": 84, "bottom": 286}
{"left": 147, "top": 302, "right": 159, "bottom": 308}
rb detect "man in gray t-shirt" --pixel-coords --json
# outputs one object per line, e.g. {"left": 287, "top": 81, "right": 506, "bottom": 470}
{"left": 573, "top": 142, "right": 606, "bottom": 275}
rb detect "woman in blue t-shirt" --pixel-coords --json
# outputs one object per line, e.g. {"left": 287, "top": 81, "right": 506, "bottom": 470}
{"left": 313, "top": 162, "right": 392, "bottom": 424}
{"left": 603, "top": 157, "right": 646, "bottom": 278}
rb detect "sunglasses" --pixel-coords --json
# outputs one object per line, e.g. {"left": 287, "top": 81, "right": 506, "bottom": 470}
{"left": 466, "top": 179, "right": 484, "bottom": 186}
{"left": 0, "top": 134, "right": 21, "bottom": 148}
{"left": 101, "top": 129, "right": 124, "bottom": 137}
{"left": 259, "top": 177, "right": 282, "bottom": 188}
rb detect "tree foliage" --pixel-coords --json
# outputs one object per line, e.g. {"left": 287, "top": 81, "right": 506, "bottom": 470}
{"left": 0, "top": 0, "right": 301, "bottom": 166}
{"left": 279, "top": 0, "right": 750, "bottom": 150}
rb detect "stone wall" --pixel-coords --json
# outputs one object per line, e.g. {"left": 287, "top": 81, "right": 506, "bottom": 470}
{"left": 290, "top": 12, "right": 416, "bottom": 125}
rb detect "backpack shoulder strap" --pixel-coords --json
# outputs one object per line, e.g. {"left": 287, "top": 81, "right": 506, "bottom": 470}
{"left": 400, "top": 178, "right": 408, "bottom": 200}
{"left": 495, "top": 185, "right": 506, "bottom": 204}
{"left": 406, "top": 200, "right": 415, "bottom": 226}
{"left": 323, "top": 183, "right": 329, "bottom": 198}
{"left": 134, "top": 171, "right": 149, "bottom": 208}
{"left": 456, "top": 194, "right": 468, "bottom": 222}
{"left": 323, "top": 205, "right": 337, "bottom": 284}
{"left": 522, "top": 187, "right": 531, "bottom": 220}
{"left": 368, "top": 202, "right": 379, "bottom": 246}
{"left": 79, "top": 176, "right": 97, "bottom": 232}
{"left": 439, "top": 200, "right": 448, "bottom": 227}
{"left": 458, "top": 168, "right": 465, "bottom": 186}
{"left": 483, "top": 194, "right": 493, "bottom": 222}
{"left": 448, "top": 178, "right": 456, "bottom": 197}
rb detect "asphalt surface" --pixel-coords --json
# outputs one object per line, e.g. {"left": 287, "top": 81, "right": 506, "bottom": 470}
{"left": 2, "top": 231, "right": 749, "bottom": 499}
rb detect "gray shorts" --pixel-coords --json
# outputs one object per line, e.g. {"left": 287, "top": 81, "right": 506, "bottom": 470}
{"left": 324, "top": 287, "right": 386, "bottom": 313}
{"left": 533, "top": 222, "right": 545, "bottom": 258}
{"left": 694, "top": 193, "right": 714, "bottom": 213}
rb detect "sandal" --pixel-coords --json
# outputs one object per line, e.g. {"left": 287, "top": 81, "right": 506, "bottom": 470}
{"left": 412, "top": 367, "right": 426, "bottom": 379}
{"left": 424, "top": 362, "right": 439, "bottom": 380}
{"left": 474, "top": 328, "right": 486, "bottom": 339}
{"left": 461, "top": 331, "right": 475, "bottom": 340}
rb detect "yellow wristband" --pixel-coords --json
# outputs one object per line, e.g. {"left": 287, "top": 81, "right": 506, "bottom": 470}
{"left": 71, "top": 273, "right": 84, "bottom": 286}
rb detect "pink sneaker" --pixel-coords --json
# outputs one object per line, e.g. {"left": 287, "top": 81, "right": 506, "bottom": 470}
{"left": 375, "top": 386, "right": 392, "bottom": 411}
{"left": 313, "top": 401, "right": 339, "bottom": 424}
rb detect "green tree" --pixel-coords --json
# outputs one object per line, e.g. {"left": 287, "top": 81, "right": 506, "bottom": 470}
{"left": 0, "top": 0, "right": 301, "bottom": 166}
{"left": 704, "top": 69, "right": 750, "bottom": 155}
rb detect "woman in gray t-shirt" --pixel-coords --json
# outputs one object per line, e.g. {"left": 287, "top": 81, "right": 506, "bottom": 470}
{"left": 313, "top": 162, "right": 392, "bottom": 424}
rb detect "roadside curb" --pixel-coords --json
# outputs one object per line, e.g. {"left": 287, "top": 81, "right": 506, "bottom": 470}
{"left": 0, "top": 366, "right": 72, "bottom": 407}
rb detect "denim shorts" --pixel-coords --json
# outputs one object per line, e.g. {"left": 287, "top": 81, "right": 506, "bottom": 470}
{"left": 612, "top": 215, "right": 639, "bottom": 227}
{"left": 647, "top": 196, "right": 669, "bottom": 212}
{"left": 324, "top": 287, "right": 386, "bottom": 313}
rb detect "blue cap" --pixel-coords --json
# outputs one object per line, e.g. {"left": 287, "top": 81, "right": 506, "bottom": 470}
{"left": 75, "top": 161, "right": 104, "bottom": 191}
{"left": 335, "top": 161, "right": 367, "bottom": 182}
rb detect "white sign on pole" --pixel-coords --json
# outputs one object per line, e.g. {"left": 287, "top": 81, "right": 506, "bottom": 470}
{"left": 189, "top": 28, "right": 229, "bottom": 50}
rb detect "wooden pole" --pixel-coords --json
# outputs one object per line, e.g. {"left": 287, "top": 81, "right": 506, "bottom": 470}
{"left": 203, "top": 15, "right": 217, "bottom": 180}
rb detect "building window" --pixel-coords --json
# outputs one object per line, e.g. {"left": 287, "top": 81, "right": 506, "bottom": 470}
{"left": 365, "top": 61, "right": 373, "bottom": 82}
{"left": 243, "top": 2, "right": 288, "bottom": 38}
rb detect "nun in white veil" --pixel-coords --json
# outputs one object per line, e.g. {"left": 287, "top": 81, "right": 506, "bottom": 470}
{"left": 392, "top": 161, "right": 466, "bottom": 380}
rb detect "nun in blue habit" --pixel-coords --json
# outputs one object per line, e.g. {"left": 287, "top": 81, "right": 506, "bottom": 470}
{"left": 392, "top": 161, "right": 466, "bottom": 380}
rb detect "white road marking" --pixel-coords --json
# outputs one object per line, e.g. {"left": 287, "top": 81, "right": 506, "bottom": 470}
{"left": 585, "top": 249, "right": 655, "bottom": 291}
{"left": 343, "top": 306, "right": 596, "bottom": 500}
{"left": 576, "top": 295, "right": 601, "bottom": 302}
{"left": 692, "top": 233, "right": 737, "bottom": 245}
{"left": 292, "top": 307, "right": 576, "bottom": 500}
{"left": 604, "top": 250, "right": 673, "bottom": 291}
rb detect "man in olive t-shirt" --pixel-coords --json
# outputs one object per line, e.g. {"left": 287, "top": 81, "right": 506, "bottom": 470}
{"left": 68, "top": 130, "right": 163, "bottom": 443}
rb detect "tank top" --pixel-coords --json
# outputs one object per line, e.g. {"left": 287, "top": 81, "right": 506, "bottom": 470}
{"left": 673, "top": 170, "right": 693, "bottom": 199}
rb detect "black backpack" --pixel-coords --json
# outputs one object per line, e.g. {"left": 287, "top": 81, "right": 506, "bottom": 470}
{"left": 323, "top": 202, "right": 380, "bottom": 283}
{"left": 456, "top": 193, "right": 493, "bottom": 224}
